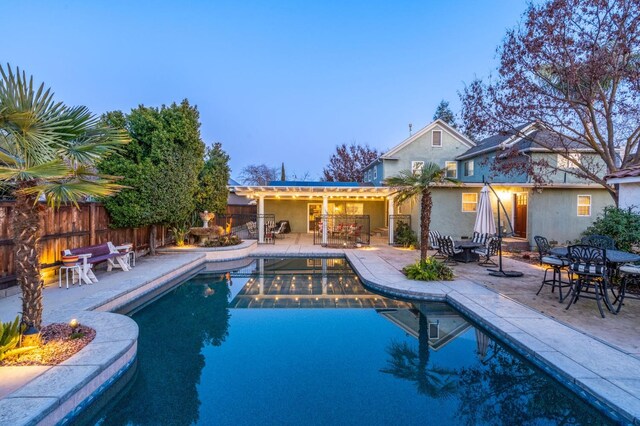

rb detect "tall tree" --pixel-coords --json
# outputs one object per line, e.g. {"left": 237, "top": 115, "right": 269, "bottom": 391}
{"left": 239, "top": 164, "right": 277, "bottom": 185}
{"left": 0, "top": 65, "right": 128, "bottom": 329}
{"left": 280, "top": 162, "right": 286, "bottom": 181}
{"left": 322, "top": 142, "right": 380, "bottom": 182}
{"left": 459, "top": 0, "right": 640, "bottom": 204}
{"left": 433, "top": 100, "right": 457, "bottom": 127}
{"left": 385, "top": 164, "right": 456, "bottom": 260}
{"left": 99, "top": 100, "right": 205, "bottom": 254}
{"left": 196, "top": 142, "right": 230, "bottom": 214}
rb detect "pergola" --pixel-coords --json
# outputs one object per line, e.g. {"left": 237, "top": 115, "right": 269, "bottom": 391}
{"left": 230, "top": 184, "right": 398, "bottom": 244}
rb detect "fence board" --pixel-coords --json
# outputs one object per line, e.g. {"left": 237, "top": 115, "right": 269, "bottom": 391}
{"left": 0, "top": 201, "right": 168, "bottom": 290}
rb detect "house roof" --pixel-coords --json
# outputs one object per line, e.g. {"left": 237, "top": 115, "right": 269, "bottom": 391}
{"left": 267, "top": 180, "right": 373, "bottom": 187}
{"left": 230, "top": 182, "right": 395, "bottom": 198}
{"left": 606, "top": 164, "right": 640, "bottom": 184}
{"left": 227, "top": 192, "right": 256, "bottom": 206}
{"left": 363, "top": 119, "right": 476, "bottom": 170}
{"left": 456, "top": 123, "right": 591, "bottom": 161}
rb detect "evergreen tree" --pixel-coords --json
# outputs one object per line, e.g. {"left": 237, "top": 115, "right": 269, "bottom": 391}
{"left": 281, "top": 162, "right": 286, "bottom": 181}
{"left": 433, "top": 100, "right": 457, "bottom": 127}
{"left": 99, "top": 100, "right": 205, "bottom": 254}
{"left": 196, "top": 143, "right": 231, "bottom": 214}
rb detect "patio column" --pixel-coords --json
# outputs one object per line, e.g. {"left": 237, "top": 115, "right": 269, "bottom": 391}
{"left": 258, "top": 195, "right": 265, "bottom": 243}
{"left": 388, "top": 196, "right": 395, "bottom": 245}
{"left": 322, "top": 195, "right": 328, "bottom": 245}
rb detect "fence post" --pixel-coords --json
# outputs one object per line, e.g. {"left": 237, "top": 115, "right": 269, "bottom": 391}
{"left": 133, "top": 228, "right": 138, "bottom": 251}
{"left": 89, "top": 203, "right": 96, "bottom": 245}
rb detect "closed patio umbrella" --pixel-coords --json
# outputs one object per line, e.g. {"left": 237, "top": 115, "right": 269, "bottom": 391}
{"left": 474, "top": 186, "right": 496, "bottom": 235}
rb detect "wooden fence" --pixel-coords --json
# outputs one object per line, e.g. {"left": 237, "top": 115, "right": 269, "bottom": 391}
{"left": 0, "top": 201, "right": 167, "bottom": 290}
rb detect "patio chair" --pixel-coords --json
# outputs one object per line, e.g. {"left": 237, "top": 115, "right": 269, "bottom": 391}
{"left": 534, "top": 235, "right": 571, "bottom": 301}
{"left": 565, "top": 244, "right": 611, "bottom": 318}
{"left": 472, "top": 231, "right": 490, "bottom": 246}
{"left": 581, "top": 235, "right": 616, "bottom": 250}
{"left": 437, "top": 236, "right": 462, "bottom": 264}
{"left": 615, "top": 264, "right": 640, "bottom": 313}
{"left": 246, "top": 221, "right": 258, "bottom": 239}
{"left": 473, "top": 237, "right": 500, "bottom": 266}
{"left": 429, "top": 230, "right": 445, "bottom": 258}
{"left": 273, "top": 221, "right": 287, "bottom": 239}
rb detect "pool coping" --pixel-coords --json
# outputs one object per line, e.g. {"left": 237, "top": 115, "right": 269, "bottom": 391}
{"left": 2, "top": 244, "right": 639, "bottom": 424}
{"left": 0, "top": 253, "right": 207, "bottom": 426}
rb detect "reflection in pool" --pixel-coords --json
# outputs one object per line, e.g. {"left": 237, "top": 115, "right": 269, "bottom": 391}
{"left": 80, "top": 258, "right": 612, "bottom": 425}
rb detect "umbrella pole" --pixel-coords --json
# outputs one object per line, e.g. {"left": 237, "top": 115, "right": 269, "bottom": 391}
{"left": 485, "top": 183, "right": 523, "bottom": 278}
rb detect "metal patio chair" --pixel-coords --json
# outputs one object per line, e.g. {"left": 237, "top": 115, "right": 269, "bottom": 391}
{"left": 565, "top": 244, "right": 611, "bottom": 318}
{"left": 474, "top": 237, "right": 500, "bottom": 266}
{"left": 534, "top": 235, "right": 571, "bottom": 301}
{"left": 438, "top": 235, "right": 462, "bottom": 264}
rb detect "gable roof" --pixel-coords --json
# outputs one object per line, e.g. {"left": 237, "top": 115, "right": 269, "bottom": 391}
{"left": 456, "top": 122, "right": 592, "bottom": 161}
{"left": 380, "top": 119, "right": 476, "bottom": 160}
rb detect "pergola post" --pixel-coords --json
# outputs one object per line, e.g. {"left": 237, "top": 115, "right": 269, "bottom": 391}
{"left": 258, "top": 195, "right": 265, "bottom": 243}
{"left": 388, "top": 196, "right": 395, "bottom": 245}
{"left": 322, "top": 195, "right": 328, "bottom": 245}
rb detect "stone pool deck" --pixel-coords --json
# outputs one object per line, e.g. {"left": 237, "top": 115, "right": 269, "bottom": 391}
{"left": 0, "top": 238, "right": 639, "bottom": 424}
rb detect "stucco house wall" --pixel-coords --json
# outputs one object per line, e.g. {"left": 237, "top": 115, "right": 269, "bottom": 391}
{"left": 396, "top": 185, "right": 614, "bottom": 248}
{"left": 618, "top": 183, "right": 640, "bottom": 210}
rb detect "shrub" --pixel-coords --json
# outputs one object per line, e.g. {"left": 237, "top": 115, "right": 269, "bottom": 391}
{"left": 583, "top": 206, "right": 640, "bottom": 252}
{"left": 394, "top": 222, "right": 418, "bottom": 248}
{"left": 0, "top": 316, "right": 23, "bottom": 360}
{"left": 403, "top": 257, "right": 454, "bottom": 281}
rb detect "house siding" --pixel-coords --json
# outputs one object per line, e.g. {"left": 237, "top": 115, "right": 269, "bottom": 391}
{"left": 396, "top": 185, "right": 614, "bottom": 249}
{"left": 382, "top": 125, "right": 471, "bottom": 183}
{"left": 619, "top": 182, "right": 640, "bottom": 210}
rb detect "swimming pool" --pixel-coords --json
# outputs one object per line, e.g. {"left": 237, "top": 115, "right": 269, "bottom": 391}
{"left": 79, "top": 257, "right": 612, "bottom": 425}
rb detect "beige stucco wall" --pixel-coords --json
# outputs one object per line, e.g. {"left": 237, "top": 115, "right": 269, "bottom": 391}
{"left": 527, "top": 188, "right": 614, "bottom": 245}
{"left": 264, "top": 199, "right": 386, "bottom": 233}
{"left": 396, "top": 185, "right": 614, "bottom": 249}
{"left": 618, "top": 182, "right": 640, "bottom": 210}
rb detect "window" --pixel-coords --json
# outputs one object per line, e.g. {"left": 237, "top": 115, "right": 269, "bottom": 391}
{"left": 445, "top": 161, "right": 457, "bottom": 178}
{"left": 364, "top": 170, "right": 370, "bottom": 182}
{"left": 558, "top": 153, "right": 581, "bottom": 169}
{"left": 464, "top": 160, "right": 474, "bottom": 177}
{"left": 432, "top": 130, "right": 442, "bottom": 147}
{"left": 411, "top": 161, "right": 424, "bottom": 175}
{"left": 577, "top": 195, "right": 591, "bottom": 216}
{"left": 462, "top": 193, "right": 478, "bottom": 212}
{"left": 373, "top": 168, "right": 378, "bottom": 180}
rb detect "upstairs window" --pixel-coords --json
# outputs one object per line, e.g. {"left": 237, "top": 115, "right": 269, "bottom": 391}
{"left": 577, "top": 195, "right": 591, "bottom": 216}
{"left": 462, "top": 193, "right": 478, "bottom": 212}
{"left": 432, "top": 130, "right": 442, "bottom": 147}
{"left": 445, "top": 161, "right": 457, "bottom": 178}
{"left": 373, "top": 168, "right": 378, "bottom": 180}
{"left": 558, "top": 153, "right": 581, "bottom": 169}
{"left": 411, "top": 161, "right": 425, "bottom": 175}
{"left": 464, "top": 160, "right": 474, "bottom": 177}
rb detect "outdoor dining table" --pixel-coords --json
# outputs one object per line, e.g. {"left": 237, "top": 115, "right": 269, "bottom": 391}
{"left": 549, "top": 246, "right": 640, "bottom": 313}
{"left": 549, "top": 247, "right": 640, "bottom": 264}
{"left": 454, "top": 241, "right": 482, "bottom": 263}
{"left": 77, "top": 253, "right": 98, "bottom": 285}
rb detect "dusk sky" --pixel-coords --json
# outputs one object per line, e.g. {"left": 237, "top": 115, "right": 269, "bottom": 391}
{"left": 5, "top": 0, "right": 528, "bottom": 180}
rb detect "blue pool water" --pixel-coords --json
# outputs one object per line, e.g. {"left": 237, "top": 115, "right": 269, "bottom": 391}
{"left": 81, "top": 258, "right": 612, "bottom": 425}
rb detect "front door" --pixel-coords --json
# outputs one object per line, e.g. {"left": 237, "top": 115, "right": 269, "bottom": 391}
{"left": 513, "top": 193, "right": 528, "bottom": 238}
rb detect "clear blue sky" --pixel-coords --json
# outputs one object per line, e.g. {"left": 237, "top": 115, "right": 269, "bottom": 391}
{"left": 4, "top": 0, "right": 527, "bottom": 180}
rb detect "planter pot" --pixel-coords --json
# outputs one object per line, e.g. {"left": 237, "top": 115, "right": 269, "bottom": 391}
{"left": 62, "top": 255, "right": 79, "bottom": 267}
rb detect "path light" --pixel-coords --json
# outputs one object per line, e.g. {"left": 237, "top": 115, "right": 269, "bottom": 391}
{"left": 69, "top": 318, "right": 79, "bottom": 330}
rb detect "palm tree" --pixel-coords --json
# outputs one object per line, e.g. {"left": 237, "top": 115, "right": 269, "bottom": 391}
{"left": 385, "top": 163, "right": 457, "bottom": 260}
{"left": 0, "top": 64, "right": 128, "bottom": 330}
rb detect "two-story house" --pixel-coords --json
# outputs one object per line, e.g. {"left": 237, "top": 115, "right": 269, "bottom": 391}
{"left": 363, "top": 120, "right": 614, "bottom": 248}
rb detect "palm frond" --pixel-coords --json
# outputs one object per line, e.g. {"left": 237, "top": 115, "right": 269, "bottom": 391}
{"left": 21, "top": 179, "right": 126, "bottom": 208}
{"left": 0, "top": 159, "right": 68, "bottom": 182}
